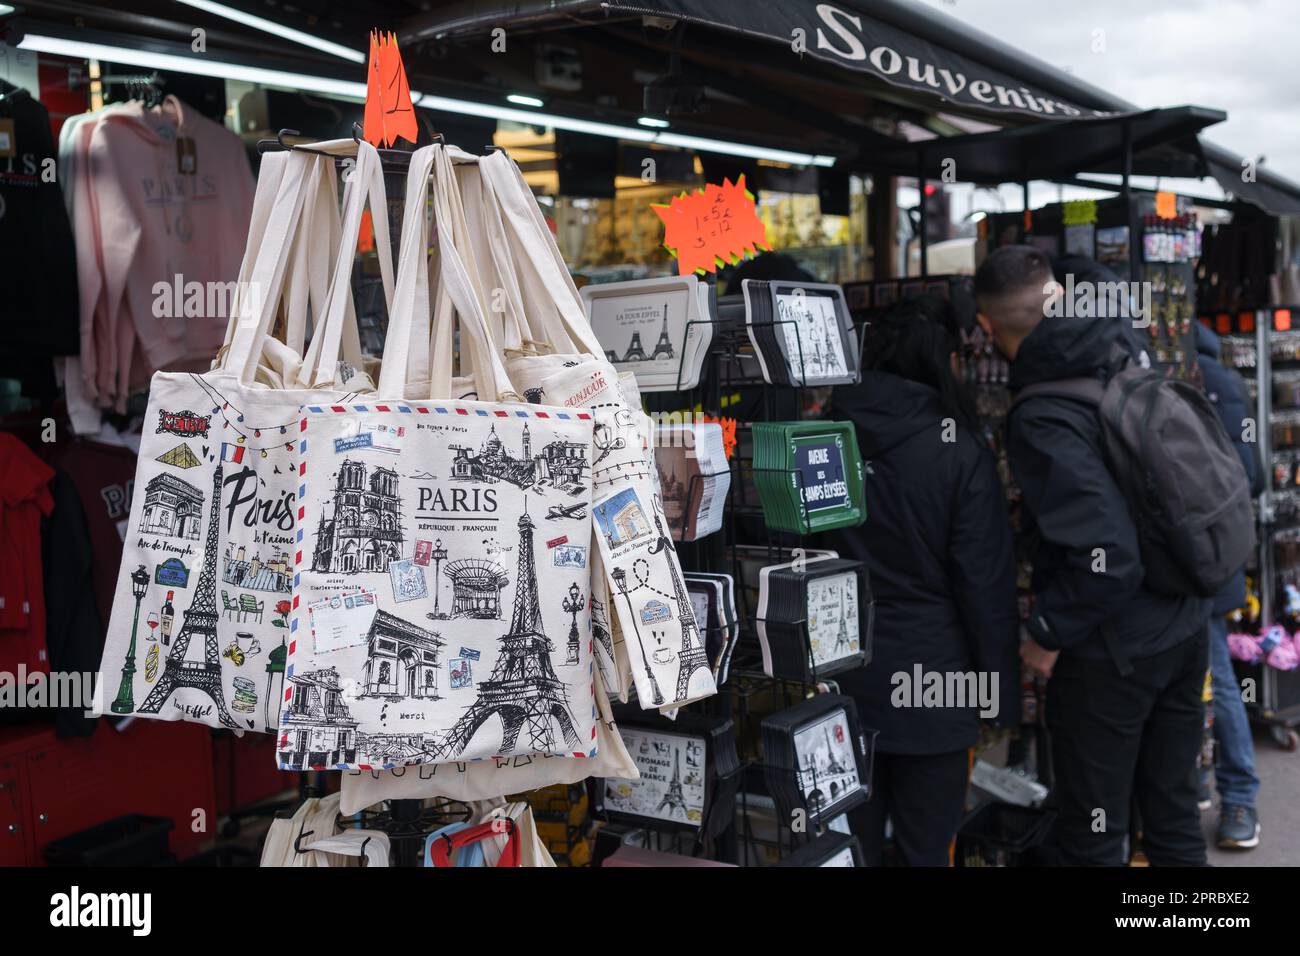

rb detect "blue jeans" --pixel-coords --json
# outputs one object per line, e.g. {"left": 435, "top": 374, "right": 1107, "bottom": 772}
{"left": 1208, "top": 616, "right": 1260, "bottom": 809}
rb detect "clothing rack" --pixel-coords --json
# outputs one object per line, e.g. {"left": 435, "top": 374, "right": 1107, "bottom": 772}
{"left": 255, "top": 124, "right": 435, "bottom": 172}
{"left": 72, "top": 70, "right": 167, "bottom": 107}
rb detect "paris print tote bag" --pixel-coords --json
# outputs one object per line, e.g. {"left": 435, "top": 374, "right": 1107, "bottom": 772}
{"left": 280, "top": 144, "right": 599, "bottom": 770}
{"left": 96, "top": 143, "right": 392, "bottom": 732}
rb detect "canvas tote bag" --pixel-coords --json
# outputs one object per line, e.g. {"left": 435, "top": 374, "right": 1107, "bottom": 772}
{"left": 476, "top": 149, "right": 716, "bottom": 711}
{"left": 440, "top": 151, "right": 653, "bottom": 703}
{"left": 280, "top": 144, "right": 598, "bottom": 771}
{"left": 338, "top": 662, "right": 636, "bottom": 812}
{"left": 96, "top": 142, "right": 392, "bottom": 732}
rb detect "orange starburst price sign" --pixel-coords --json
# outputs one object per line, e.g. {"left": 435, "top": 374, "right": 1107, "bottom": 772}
{"left": 362, "top": 30, "right": 417, "bottom": 149}
{"left": 653, "top": 175, "right": 770, "bottom": 276}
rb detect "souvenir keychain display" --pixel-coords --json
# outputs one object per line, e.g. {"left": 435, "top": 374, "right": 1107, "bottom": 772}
{"left": 751, "top": 421, "right": 866, "bottom": 534}
{"left": 755, "top": 556, "right": 872, "bottom": 681}
{"left": 685, "top": 572, "right": 741, "bottom": 684}
{"left": 740, "top": 279, "right": 860, "bottom": 387}
{"left": 761, "top": 693, "right": 874, "bottom": 829}
{"left": 776, "top": 829, "right": 863, "bottom": 867}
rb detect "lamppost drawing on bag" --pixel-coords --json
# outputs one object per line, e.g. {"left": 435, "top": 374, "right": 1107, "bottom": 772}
{"left": 590, "top": 594, "right": 614, "bottom": 663}
{"left": 431, "top": 538, "right": 447, "bottom": 618}
{"left": 110, "top": 565, "right": 151, "bottom": 715}
{"left": 563, "top": 581, "right": 585, "bottom": 665}
{"left": 139, "top": 448, "right": 241, "bottom": 730}
{"left": 612, "top": 564, "right": 665, "bottom": 706}
{"left": 264, "top": 636, "right": 286, "bottom": 731}
{"left": 435, "top": 501, "right": 581, "bottom": 758}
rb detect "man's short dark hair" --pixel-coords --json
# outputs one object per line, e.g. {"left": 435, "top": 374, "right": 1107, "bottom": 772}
{"left": 975, "top": 245, "right": 1054, "bottom": 300}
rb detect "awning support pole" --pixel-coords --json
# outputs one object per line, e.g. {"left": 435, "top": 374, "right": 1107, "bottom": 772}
{"left": 1123, "top": 119, "right": 1138, "bottom": 280}
{"left": 918, "top": 150, "right": 928, "bottom": 279}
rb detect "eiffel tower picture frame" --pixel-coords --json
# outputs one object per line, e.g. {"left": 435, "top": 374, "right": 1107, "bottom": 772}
{"left": 580, "top": 275, "right": 715, "bottom": 391}
{"left": 602, "top": 725, "right": 708, "bottom": 828}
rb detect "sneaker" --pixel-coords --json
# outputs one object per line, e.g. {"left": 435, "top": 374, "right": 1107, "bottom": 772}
{"left": 1197, "top": 776, "right": 1213, "bottom": 812}
{"left": 1217, "top": 805, "right": 1261, "bottom": 849}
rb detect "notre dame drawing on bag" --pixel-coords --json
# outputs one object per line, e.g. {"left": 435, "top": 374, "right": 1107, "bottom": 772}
{"left": 311, "top": 459, "right": 403, "bottom": 573}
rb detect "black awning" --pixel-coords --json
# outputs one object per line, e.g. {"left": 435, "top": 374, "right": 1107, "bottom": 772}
{"left": 404, "top": 0, "right": 1108, "bottom": 121}
{"left": 864, "top": 107, "right": 1225, "bottom": 183}
{"left": 404, "top": 0, "right": 1300, "bottom": 211}
{"left": 1202, "top": 142, "right": 1300, "bottom": 217}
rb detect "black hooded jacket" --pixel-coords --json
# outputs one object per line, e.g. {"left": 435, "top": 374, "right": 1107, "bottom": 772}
{"left": 825, "top": 372, "right": 1019, "bottom": 755}
{"left": 1008, "top": 315, "right": 1210, "bottom": 661}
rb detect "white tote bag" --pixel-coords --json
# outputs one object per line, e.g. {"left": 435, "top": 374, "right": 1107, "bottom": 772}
{"left": 338, "top": 664, "right": 636, "bottom": 812}
{"left": 476, "top": 149, "right": 716, "bottom": 711}
{"left": 96, "top": 142, "right": 392, "bottom": 733}
{"left": 280, "top": 144, "right": 599, "bottom": 771}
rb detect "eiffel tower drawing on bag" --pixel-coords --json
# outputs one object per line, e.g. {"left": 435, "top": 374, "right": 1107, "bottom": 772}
{"left": 648, "top": 508, "right": 710, "bottom": 701}
{"left": 139, "top": 458, "right": 239, "bottom": 729}
{"left": 656, "top": 748, "right": 688, "bottom": 818}
{"left": 435, "top": 502, "right": 581, "bottom": 759}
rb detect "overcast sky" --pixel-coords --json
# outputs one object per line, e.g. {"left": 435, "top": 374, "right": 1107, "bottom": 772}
{"left": 919, "top": 0, "right": 1300, "bottom": 186}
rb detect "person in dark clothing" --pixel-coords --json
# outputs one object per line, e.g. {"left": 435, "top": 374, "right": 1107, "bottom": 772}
{"left": 1051, "top": 254, "right": 1151, "bottom": 365}
{"left": 827, "top": 294, "right": 1019, "bottom": 866}
{"left": 975, "top": 245, "right": 1211, "bottom": 867}
{"left": 1196, "top": 323, "right": 1263, "bottom": 848}
{"left": 723, "top": 252, "right": 815, "bottom": 296}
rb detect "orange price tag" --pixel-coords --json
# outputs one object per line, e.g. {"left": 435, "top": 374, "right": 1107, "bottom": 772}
{"left": 700, "top": 414, "right": 737, "bottom": 460}
{"left": 362, "top": 31, "right": 417, "bottom": 149}
{"left": 1276, "top": 309, "right": 1292, "bottom": 332}
{"left": 1155, "top": 191, "right": 1178, "bottom": 219}
{"left": 357, "top": 209, "right": 375, "bottom": 254}
{"left": 652, "top": 176, "right": 769, "bottom": 276}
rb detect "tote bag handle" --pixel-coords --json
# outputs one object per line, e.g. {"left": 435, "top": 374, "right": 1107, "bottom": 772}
{"left": 226, "top": 141, "right": 394, "bottom": 387}
{"left": 379, "top": 144, "right": 516, "bottom": 402}
{"left": 479, "top": 149, "right": 605, "bottom": 358}
{"left": 426, "top": 819, "right": 520, "bottom": 868}
{"left": 218, "top": 150, "right": 289, "bottom": 361}
{"left": 223, "top": 149, "right": 315, "bottom": 378}
{"left": 451, "top": 151, "right": 532, "bottom": 355}
{"left": 220, "top": 149, "right": 351, "bottom": 377}
{"left": 299, "top": 141, "right": 395, "bottom": 388}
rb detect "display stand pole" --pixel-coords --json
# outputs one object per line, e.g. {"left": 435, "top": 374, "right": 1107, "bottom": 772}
{"left": 1122, "top": 119, "right": 1138, "bottom": 282}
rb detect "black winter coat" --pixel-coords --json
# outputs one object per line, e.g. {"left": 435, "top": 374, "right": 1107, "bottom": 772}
{"left": 1008, "top": 315, "right": 1210, "bottom": 662}
{"left": 825, "top": 372, "right": 1019, "bottom": 755}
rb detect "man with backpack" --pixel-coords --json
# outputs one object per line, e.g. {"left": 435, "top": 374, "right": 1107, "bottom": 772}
{"left": 974, "top": 245, "right": 1252, "bottom": 866}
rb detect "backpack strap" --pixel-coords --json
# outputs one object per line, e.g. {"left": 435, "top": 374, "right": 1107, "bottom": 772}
{"left": 1010, "top": 369, "right": 1136, "bottom": 679}
{"left": 1011, "top": 376, "right": 1106, "bottom": 409}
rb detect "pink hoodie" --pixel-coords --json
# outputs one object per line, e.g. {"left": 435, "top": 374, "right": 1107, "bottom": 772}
{"left": 79, "top": 97, "right": 254, "bottom": 406}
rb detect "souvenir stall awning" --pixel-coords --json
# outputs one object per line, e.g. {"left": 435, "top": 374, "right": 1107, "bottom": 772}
{"left": 861, "top": 106, "right": 1226, "bottom": 184}
{"left": 402, "top": 0, "right": 1108, "bottom": 121}
{"left": 11, "top": 0, "right": 1300, "bottom": 211}
{"left": 399, "top": 0, "right": 1300, "bottom": 211}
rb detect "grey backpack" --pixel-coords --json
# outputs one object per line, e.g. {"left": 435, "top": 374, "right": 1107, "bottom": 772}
{"left": 1014, "top": 359, "right": 1256, "bottom": 598}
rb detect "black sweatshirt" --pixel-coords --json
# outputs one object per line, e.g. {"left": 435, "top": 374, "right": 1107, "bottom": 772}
{"left": 1008, "top": 315, "right": 1209, "bottom": 661}
{"left": 825, "top": 372, "right": 1019, "bottom": 755}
